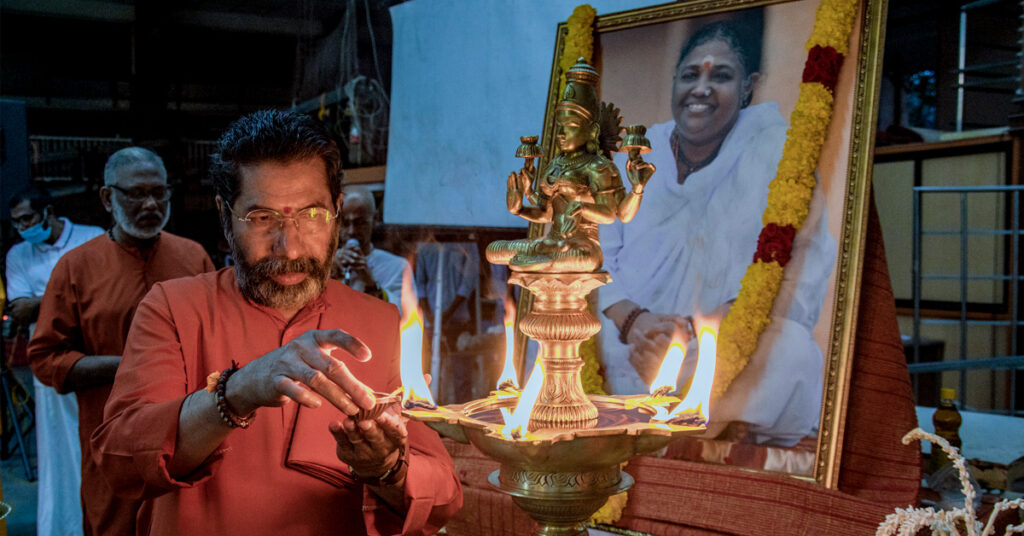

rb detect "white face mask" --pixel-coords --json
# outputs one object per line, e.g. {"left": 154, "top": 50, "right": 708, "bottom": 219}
{"left": 18, "top": 209, "right": 51, "bottom": 244}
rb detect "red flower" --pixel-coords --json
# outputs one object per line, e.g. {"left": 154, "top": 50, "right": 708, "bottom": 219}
{"left": 802, "top": 45, "right": 844, "bottom": 93}
{"left": 753, "top": 223, "right": 797, "bottom": 267}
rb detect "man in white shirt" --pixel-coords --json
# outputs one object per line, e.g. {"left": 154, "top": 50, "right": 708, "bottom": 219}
{"left": 6, "top": 186, "right": 103, "bottom": 536}
{"left": 332, "top": 187, "right": 417, "bottom": 320}
{"left": 415, "top": 241, "right": 478, "bottom": 345}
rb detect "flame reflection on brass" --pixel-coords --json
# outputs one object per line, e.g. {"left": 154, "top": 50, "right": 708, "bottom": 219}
{"left": 495, "top": 313, "right": 520, "bottom": 390}
{"left": 500, "top": 360, "right": 544, "bottom": 439}
{"left": 399, "top": 308, "right": 437, "bottom": 409}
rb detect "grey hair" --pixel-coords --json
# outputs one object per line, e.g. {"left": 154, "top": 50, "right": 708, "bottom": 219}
{"left": 342, "top": 185, "right": 376, "bottom": 214}
{"left": 103, "top": 147, "right": 167, "bottom": 186}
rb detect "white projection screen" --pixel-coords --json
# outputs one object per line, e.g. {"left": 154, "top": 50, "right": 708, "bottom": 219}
{"left": 384, "top": 0, "right": 663, "bottom": 227}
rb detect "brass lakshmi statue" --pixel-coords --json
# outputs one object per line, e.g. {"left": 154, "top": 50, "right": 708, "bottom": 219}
{"left": 486, "top": 59, "right": 655, "bottom": 273}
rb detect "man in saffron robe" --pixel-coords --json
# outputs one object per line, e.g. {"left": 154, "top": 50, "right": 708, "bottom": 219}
{"left": 92, "top": 110, "right": 462, "bottom": 535}
{"left": 30, "top": 147, "right": 215, "bottom": 535}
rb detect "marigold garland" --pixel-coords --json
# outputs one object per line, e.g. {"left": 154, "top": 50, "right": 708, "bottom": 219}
{"left": 560, "top": 5, "right": 597, "bottom": 96}
{"left": 561, "top": 5, "right": 615, "bottom": 522}
{"left": 580, "top": 336, "right": 607, "bottom": 395}
{"left": 591, "top": 487, "right": 629, "bottom": 525}
{"left": 714, "top": 0, "right": 860, "bottom": 400}
{"left": 753, "top": 223, "right": 797, "bottom": 267}
{"left": 558, "top": 3, "right": 606, "bottom": 398}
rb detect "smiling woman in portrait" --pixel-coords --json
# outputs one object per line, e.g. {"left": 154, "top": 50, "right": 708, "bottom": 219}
{"left": 598, "top": 13, "right": 837, "bottom": 449}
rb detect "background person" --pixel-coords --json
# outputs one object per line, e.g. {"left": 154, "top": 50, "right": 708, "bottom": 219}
{"left": 5, "top": 185, "right": 103, "bottom": 536}
{"left": 332, "top": 186, "right": 417, "bottom": 320}
{"left": 415, "top": 241, "right": 479, "bottom": 370}
{"left": 29, "top": 147, "right": 214, "bottom": 535}
{"left": 598, "top": 18, "right": 836, "bottom": 447}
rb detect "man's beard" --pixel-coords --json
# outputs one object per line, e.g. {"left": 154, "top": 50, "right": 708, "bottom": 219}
{"left": 112, "top": 200, "right": 170, "bottom": 240}
{"left": 230, "top": 230, "right": 338, "bottom": 311}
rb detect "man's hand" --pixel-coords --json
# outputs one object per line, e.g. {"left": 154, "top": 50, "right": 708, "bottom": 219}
{"left": 627, "top": 313, "right": 692, "bottom": 386}
{"left": 333, "top": 243, "right": 373, "bottom": 288}
{"left": 331, "top": 405, "right": 408, "bottom": 481}
{"left": 226, "top": 329, "right": 375, "bottom": 417}
{"left": 7, "top": 297, "right": 41, "bottom": 330}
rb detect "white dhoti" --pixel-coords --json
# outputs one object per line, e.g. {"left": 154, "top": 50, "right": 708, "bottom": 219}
{"left": 33, "top": 376, "right": 84, "bottom": 536}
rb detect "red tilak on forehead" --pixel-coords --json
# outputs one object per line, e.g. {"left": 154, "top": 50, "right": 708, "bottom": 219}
{"left": 282, "top": 206, "right": 293, "bottom": 214}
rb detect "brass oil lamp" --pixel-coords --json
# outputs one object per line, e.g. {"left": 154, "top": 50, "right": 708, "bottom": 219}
{"left": 400, "top": 59, "right": 714, "bottom": 536}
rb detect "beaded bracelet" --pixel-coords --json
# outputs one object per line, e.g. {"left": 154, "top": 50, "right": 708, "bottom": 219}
{"left": 215, "top": 361, "right": 255, "bottom": 429}
{"left": 618, "top": 307, "right": 649, "bottom": 344}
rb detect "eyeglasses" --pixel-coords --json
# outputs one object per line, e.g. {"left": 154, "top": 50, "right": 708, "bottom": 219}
{"left": 110, "top": 184, "right": 173, "bottom": 203}
{"left": 227, "top": 204, "right": 339, "bottom": 233}
{"left": 12, "top": 211, "right": 43, "bottom": 230}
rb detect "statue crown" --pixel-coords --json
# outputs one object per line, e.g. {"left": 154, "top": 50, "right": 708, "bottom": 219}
{"left": 557, "top": 58, "right": 600, "bottom": 122}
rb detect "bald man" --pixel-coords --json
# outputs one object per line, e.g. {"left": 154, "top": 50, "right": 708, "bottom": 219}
{"left": 332, "top": 187, "right": 416, "bottom": 319}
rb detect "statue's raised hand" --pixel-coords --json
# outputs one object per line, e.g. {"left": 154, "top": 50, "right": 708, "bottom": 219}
{"left": 506, "top": 164, "right": 535, "bottom": 215}
{"left": 506, "top": 171, "right": 523, "bottom": 214}
{"left": 625, "top": 149, "right": 655, "bottom": 193}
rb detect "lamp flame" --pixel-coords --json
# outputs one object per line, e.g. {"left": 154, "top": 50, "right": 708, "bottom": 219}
{"left": 500, "top": 360, "right": 544, "bottom": 440}
{"left": 495, "top": 302, "right": 519, "bottom": 390}
{"left": 667, "top": 326, "right": 717, "bottom": 423}
{"left": 399, "top": 308, "right": 437, "bottom": 409}
{"left": 649, "top": 340, "right": 686, "bottom": 395}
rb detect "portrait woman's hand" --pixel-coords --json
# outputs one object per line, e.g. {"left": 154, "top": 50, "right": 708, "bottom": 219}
{"left": 627, "top": 313, "right": 692, "bottom": 386}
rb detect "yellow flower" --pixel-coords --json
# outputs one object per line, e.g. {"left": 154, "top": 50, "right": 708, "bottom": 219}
{"left": 763, "top": 179, "right": 814, "bottom": 228}
{"left": 789, "top": 83, "right": 834, "bottom": 158}
{"left": 560, "top": 5, "right": 597, "bottom": 94}
{"left": 581, "top": 335, "right": 607, "bottom": 395}
{"left": 806, "top": 0, "right": 860, "bottom": 54}
{"left": 715, "top": 261, "right": 784, "bottom": 398}
{"left": 591, "top": 490, "right": 628, "bottom": 525}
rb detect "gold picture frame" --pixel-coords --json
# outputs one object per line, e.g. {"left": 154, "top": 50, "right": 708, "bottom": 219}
{"left": 513, "top": 0, "right": 885, "bottom": 487}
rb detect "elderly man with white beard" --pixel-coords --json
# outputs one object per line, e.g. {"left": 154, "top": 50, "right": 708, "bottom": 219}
{"left": 29, "top": 147, "right": 214, "bottom": 536}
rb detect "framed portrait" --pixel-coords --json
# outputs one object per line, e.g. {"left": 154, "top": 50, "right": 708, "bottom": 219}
{"left": 513, "top": 0, "right": 885, "bottom": 487}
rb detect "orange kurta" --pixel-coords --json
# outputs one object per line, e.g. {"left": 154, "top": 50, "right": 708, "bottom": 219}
{"left": 29, "top": 232, "right": 214, "bottom": 536}
{"left": 91, "top": 269, "right": 462, "bottom": 536}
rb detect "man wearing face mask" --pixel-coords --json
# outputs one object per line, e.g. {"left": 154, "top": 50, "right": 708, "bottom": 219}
{"left": 5, "top": 186, "right": 103, "bottom": 536}
{"left": 6, "top": 187, "right": 104, "bottom": 330}
{"left": 29, "top": 147, "right": 214, "bottom": 536}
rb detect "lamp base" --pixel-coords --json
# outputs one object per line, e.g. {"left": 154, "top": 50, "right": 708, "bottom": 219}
{"left": 489, "top": 466, "right": 633, "bottom": 536}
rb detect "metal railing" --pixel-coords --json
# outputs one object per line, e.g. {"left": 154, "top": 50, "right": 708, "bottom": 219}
{"left": 28, "top": 136, "right": 217, "bottom": 183}
{"left": 911, "top": 185, "right": 1024, "bottom": 415}
{"left": 30, "top": 135, "right": 131, "bottom": 181}
{"left": 954, "top": 0, "right": 1023, "bottom": 130}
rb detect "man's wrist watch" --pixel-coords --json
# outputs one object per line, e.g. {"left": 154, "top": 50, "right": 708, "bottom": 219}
{"left": 348, "top": 450, "right": 406, "bottom": 487}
